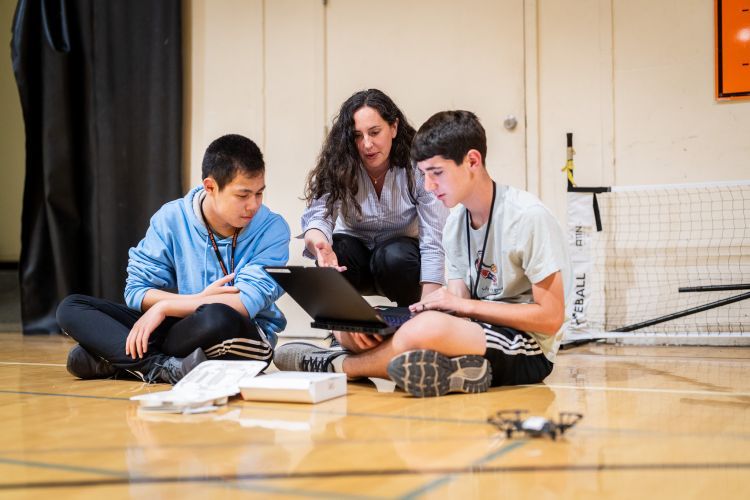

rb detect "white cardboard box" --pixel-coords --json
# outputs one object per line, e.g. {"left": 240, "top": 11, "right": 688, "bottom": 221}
{"left": 239, "top": 371, "right": 347, "bottom": 403}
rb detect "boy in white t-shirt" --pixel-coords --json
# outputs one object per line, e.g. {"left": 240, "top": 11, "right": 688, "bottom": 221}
{"left": 274, "top": 110, "right": 571, "bottom": 397}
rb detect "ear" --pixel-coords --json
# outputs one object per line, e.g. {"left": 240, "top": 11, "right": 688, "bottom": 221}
{"left": 465, "top": 149, "right": 483, "bottom": 170}
{"left": 203, "top": 176, "right": 218, "bottom": 195}
{"left": 390, "top": 118, "right": 399, "bottom": 138}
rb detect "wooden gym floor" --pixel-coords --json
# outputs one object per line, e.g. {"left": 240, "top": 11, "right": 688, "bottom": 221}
{"left": 0, "top": 332, "right": 748, "bottom": 499}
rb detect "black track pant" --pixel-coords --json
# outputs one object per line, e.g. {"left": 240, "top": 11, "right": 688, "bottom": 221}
{"left": 332, "top": 234, "right": 421, "bottom": 306}
{"left": 56, "top": 294, "right": 273, "bottom": 380}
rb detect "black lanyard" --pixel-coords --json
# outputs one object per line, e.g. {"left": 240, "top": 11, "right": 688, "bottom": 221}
{"left": 200, "top": 199, "right": 239, "bottom": 285}
{"left": 466, "top": 181, "right": 496, "bottom": 300}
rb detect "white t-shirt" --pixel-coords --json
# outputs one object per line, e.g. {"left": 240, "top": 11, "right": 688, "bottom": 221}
{"left": 444, "top": 184, "right": 572, "bottom": 361}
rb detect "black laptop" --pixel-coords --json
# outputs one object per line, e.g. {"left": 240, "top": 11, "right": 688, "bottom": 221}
{"left": 264, "top": 266, "right": 414, "bottom": 335}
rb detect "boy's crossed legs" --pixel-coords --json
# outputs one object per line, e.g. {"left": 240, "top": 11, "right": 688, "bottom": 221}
{"left": 274, "top": 311, "right": 493, "bottom": 397}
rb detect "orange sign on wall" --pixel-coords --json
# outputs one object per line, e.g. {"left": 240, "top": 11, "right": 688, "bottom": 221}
{"left": 716, "top": 0, "right": 750, "bottom": 100}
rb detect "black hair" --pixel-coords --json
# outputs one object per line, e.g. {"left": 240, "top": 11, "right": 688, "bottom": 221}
{"left": 410, "top": 110, "right": 487, "bottom": 166}
{"left": 304, "top": 89, "right": 416, "bottom": 221}
{"left": 202, "top": 134, "right": 264, "bottom": 189}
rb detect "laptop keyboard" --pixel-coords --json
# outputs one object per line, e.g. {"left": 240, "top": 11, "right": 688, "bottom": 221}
{"left": 377, "top": 307, "right": 413, "bottom": 327}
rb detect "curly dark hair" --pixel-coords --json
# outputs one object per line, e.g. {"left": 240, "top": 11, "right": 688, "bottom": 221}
{"left": 304, "top": 89, "right": 416, "bottom": 221}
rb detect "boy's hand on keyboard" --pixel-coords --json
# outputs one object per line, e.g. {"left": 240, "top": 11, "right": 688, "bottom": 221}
{"left": 409, "top": 287, "right": 466, "bottom": 315}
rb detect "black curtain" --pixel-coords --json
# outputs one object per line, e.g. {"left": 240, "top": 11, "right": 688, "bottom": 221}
{"left": 11, "top": 0, "right": 183, "bottom": 334}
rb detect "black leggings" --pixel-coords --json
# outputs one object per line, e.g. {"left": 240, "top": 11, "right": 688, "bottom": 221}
{"left": 56, "top": 294, "right": 273, "bottom": 379}
{"left": 332, "top": 234, "right": 421, "bottom": 306}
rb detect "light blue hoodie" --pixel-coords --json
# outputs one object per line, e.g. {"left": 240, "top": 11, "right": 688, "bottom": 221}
{"left": 124, "top": 185, "right": 290, "bottom": 345}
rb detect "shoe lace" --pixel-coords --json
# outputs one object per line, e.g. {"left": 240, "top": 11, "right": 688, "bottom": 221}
{"left": 301, "top": 351, "right": 336, "bottom": 372}
{"left": 146, "top": 357, "right": 181, "bottom": 384}
{"left": 326, "top": 331, "right": 341, "bottom": 348}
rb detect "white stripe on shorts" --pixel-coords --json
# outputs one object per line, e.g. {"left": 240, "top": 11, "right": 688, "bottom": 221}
{"left": 483, "top": 325, "right": 544, "bottom": 357}
{"left": 204, "top": 324, "right": 273, "bottom": 361}
{"left": 204, "top": 340, "right": 272, "bottom": 358}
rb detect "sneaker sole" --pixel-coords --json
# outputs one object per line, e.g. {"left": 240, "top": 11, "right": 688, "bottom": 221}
{"left": 387, "top": 349, "right": 492, "bottom": 397}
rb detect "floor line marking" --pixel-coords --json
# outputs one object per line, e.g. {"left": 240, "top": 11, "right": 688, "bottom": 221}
{"left": 0, "top": 388, "right": 495, "bottom": 425}
{"left": 0, "top": 390, "right": 130, "bottom": 401}
{"left": 0, "top": 435, "right": 506, "bottom": 456}
{"left": 0, "top": 362, "right": 66, "bottom": 367}
{"left": 399, "top": 441, "right": 527, "bottom": 499}
{"left": 559, "top": 352, "right": 750, "bottom": 363}
{"left": 224, "top": 480, "right": 392, "bottom": 500}
{"left": 527, "top": 384, "right": 750, "bottom": 397}
{"left": 0, "top": 457, "right": 129, "bottom": 478}
{"left": 1, "top": 461, "right": 748, "bottom": 491}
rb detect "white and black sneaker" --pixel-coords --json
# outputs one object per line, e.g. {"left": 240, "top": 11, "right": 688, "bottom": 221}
{"left": 273, "top": 342, "right": 346, "bottom": 372}
{"left": 387, "top": 349, "right": 492, "bottom": 397}
{"left": 148, "top": 347, "right": 208, "bottom": 385}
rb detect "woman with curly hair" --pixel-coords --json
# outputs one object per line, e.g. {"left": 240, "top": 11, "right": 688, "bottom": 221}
{"left": 301, "top": 89, "right": 448, "bottom": 349}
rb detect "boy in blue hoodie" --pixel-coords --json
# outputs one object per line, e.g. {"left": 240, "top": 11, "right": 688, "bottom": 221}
{"left": 56, "top": 134, "right": 291, "bottom": 384}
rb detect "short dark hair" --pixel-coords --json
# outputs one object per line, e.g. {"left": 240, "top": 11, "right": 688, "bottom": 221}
{"left": 202, "top": 134, "right": 264, "bottom": 189}
{"left": 411, "top": 110, "right": 487, "bottom": 166}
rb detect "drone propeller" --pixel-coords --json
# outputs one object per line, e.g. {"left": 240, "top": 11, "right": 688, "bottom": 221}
{"left": 487, "top": 409, "right": 528, "bottom": 437}
{"left": 556, "top": 412, "right": 583, "bottom": 435}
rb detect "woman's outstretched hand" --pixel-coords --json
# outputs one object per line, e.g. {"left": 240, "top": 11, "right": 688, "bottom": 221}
{"left": 314, "top": 241, "right": 347, "bottom": 272}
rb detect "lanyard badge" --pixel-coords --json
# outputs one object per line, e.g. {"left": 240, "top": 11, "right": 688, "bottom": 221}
{"left": 466, "top": 181, "right": 496, "bottom": 300}
{"left": 200, "top": 199, "right": 239, "bottom": 285}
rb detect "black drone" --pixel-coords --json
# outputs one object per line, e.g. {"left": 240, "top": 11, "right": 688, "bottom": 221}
{"left": 487, "top": 410, "right": 583, "bottom": 440}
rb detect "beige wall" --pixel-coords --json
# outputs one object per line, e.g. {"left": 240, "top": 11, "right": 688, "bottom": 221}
{"left": 184, "top": 0, "right": 750, "bottom": 335}
{"left": 0, "top": 1, "right": 25, "bottom": 262}
{"left": 612, "top": 0, "right": 749, "bottom": 184}
{"left": 186, "top": 0, "right": 749, "bottom": 215}
{"left": 185, "top": 0, "right": 266, "bottom": 188}
{"left": 538, "top": 0, "right": 750, "bottom": 221}
{"left": 325, "top": 0, "right": 528, "bottom": 190}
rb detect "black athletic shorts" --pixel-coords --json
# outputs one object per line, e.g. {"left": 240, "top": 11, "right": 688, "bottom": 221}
{"left": 475, "top": 321, "right": 554, "bottom": 387}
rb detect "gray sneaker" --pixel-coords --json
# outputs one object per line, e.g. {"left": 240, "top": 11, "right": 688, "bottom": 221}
{"left": 150, "top": 347, "right": 208, "bottom": 384}
{"left": 67, "top": 344, "right": 118, "bottom": 379}
{"left": 387, "top": 349, "right": 492, "bottom": 397}
{"left": 273, "top": 342, "right": 345, "bottom": 372}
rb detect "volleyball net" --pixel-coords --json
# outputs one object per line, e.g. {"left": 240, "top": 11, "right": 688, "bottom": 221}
{"left": 566, "top": 180, "right": 750, "bottom": 343}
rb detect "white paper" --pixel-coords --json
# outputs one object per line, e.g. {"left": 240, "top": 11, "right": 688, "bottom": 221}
{"left": 131, "top": 360, "right": 266, "bottom": 414}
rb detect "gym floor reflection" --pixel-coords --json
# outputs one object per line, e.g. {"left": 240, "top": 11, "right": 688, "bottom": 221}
{"left": 1, "top": 333, "right": 748, "bottom": 498}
